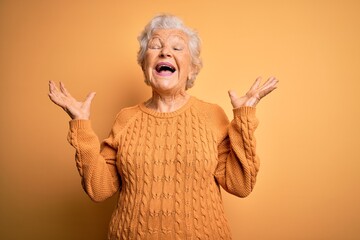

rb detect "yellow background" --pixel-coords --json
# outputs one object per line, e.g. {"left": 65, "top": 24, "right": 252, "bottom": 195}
{"left": 1, "top": 0, "right": 360, "bottom": 239}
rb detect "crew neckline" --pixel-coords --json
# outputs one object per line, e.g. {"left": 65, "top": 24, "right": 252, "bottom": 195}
{"left": 139, "top": 96, "right": 195, "bottom": 118}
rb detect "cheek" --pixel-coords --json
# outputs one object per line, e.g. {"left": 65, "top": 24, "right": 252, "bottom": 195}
{"left": 142, "top": 60, "right": 153, "bottom": 78}
{"left": 144, "top": 51, "right": 155, "bottom": 67}
{"left": 141, "top": 59, "right": 151, "bottom": 79}
{"left": 179, "top": 55, "right": 193, "bottom": 73}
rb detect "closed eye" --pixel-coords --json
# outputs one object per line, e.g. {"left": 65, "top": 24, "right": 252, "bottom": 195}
{"left": 148, "top": 38, "right": 162, "bottom": 49}
{"left": 149, "top": 45, "right": 161, "bottom": 49}
{"left": 173, "top": 47, "right": 183, "bottom": 51}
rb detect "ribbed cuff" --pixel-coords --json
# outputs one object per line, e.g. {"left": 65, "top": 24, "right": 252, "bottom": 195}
{"left": 233, "top": 106, "right": 256, "bottom": 117}
{"left": 69, "top": 119, "right": 92, "bottom": 129}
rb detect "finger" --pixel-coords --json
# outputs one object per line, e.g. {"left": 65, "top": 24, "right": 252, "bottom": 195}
{"left": 249, "top": 77, "right": 262, "bottom": 91}
{"left": 84, "top": 92, "right": 96, "bottom": 105}
{"left": 260, "top": 76, "right": 275, "bottom": 87}
{"left": 48, "top": 81, "right": 69, "bottom": 107}
{"left": 48, "top": 81, "right": 61, "bottom": 102}
{"left": 259, "top": 83, "right": 277, "bottom": 96}
{"left": 59, "top": 82, "right": 71, "bottom": 97}
{"left": 50, "top": 82, "right": 67, "bottom": 100}
{"left": 259, "top": 86, "right": 277, "bottom": 99}
{"left": 48, "top": 91, "right": 64, "bottom": 106}
{"left": 228, "top": 89, "right": 239, "bottom": 101}
{"left": 267, "top": 76, "right": 278, "bottom": 85}
{"left": 49, "top": 80, "right": 59, "bottom": 94}
{"left": 259, "top": 81, "right": 278, "bottom": 98}
{"left": 259, "top": 77, "right": 278, "bottom": 91}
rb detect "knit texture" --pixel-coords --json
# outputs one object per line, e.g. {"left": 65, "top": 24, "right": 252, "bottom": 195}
{"left": 67, "top": 96, "right": 259, "bottom": 240}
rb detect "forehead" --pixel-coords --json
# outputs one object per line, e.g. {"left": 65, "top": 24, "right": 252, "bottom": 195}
{"left": 150, "top": 29, "right": 189, "bottom": 42}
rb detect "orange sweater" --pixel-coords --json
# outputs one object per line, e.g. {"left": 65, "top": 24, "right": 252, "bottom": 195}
{"left": 68, "top": 96, "right": 259, "bottom": 240}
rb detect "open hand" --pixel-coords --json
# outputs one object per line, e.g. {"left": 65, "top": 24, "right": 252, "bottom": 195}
{"left": 228, "top": 77, "right": 278, "bottom": 108}
{"left": 48, "top": 81, "right": 96, "bottom": 120}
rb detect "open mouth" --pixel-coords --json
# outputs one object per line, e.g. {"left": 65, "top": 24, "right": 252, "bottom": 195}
{"left": 155, "top": 62, "right": 176, "bottom": 76}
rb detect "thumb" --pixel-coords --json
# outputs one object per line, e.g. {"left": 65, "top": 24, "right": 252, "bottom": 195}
{"left": 228, "top": 89, "right": 238, "bottom": 101}
{"left": 84, "top": 92, "right": 96, "bottom": 105}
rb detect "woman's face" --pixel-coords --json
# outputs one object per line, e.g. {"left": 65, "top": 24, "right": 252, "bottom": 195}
{"left": 143, "top": 29, "right": 194, "bottom": 95}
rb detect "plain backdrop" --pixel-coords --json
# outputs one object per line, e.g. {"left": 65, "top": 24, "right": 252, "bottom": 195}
{"left": 1, "top": 0, "right": 360, "bottom": 239}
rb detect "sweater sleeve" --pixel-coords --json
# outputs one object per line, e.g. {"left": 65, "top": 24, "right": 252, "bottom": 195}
{"left": 67, "top": 119, "right": 120, "bottom": 202}
{"left": 214, "top": 106, "right": 260, "bottom": 198}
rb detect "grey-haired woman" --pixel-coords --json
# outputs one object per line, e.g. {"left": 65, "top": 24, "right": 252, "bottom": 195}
{"left": 49, "top": 14, "right": 278, "bottom": 240}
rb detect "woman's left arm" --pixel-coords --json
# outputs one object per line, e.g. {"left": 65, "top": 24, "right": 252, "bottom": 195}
{"left": 214, "top": 77, "right": 278, "bottom": 197}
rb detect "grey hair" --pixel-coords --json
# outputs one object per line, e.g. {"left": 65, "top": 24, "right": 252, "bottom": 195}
{"left": 137, "top": 14, "right": 202, "bottom": 89}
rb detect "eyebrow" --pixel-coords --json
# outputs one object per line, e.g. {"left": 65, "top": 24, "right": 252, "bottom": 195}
{"left": 150, "top": 34, "right": 187, "bottom": 42}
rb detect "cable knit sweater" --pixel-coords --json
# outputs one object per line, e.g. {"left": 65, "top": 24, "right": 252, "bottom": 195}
{"left": 67, "top": 96, "right": 260, "bottom": 240}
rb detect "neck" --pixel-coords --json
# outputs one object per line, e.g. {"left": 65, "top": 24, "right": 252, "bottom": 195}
{"left": 145, "top": 91, "right": 190, "bottom": 113}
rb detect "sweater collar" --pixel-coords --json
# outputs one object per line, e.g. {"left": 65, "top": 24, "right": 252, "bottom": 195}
{"left": 139, "top": 96, "right": 195, "bottom": 118}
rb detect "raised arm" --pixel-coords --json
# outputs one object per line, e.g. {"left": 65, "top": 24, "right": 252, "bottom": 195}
{"left": 215, "top": 77, "right": 278, "bottom": 197}
{"left": 48, "top": 81, "right": 119, "bottom": 202}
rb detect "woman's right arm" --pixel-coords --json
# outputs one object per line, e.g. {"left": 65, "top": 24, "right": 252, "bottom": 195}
{"left": 67, "top": 119, "right": 120, "bottom": 202}
{"left": 48, "top": 81, "right": 120, "bottom": 202}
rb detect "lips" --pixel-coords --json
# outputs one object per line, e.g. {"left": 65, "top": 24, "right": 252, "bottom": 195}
{"left": 155, "top": 62, "right": 176, "bottom": 76}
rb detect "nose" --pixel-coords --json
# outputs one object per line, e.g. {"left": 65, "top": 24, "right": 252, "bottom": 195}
{"left": 159, "top": 46, "right": 172, "bottom": 58}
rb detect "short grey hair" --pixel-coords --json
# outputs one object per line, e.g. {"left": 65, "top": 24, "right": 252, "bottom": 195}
{"left": 137, "top": 14, "right": 202, "bottom": 89}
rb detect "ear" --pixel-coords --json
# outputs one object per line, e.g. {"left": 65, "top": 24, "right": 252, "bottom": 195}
{"left": 141, "top": 61, "right": 146, "bottom": 71}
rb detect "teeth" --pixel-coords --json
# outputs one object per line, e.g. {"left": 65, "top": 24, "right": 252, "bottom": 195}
{"left": 156, "top": 64, "right": 175, "bottom": 72}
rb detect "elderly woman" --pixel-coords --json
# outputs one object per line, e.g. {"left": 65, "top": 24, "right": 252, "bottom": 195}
{"left": 48, "top": 14, "right": 278, "bottom": 240}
